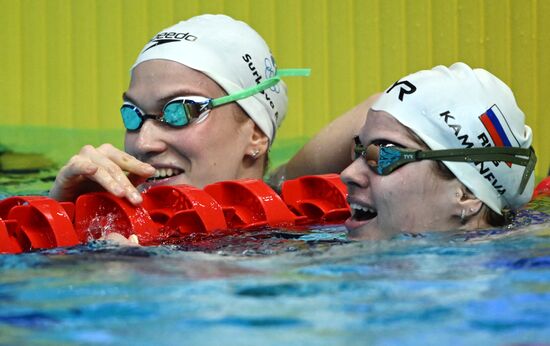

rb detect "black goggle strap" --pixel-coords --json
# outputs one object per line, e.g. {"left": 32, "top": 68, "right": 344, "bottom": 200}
{"left": 210, "top": 68, "right": 311, "bottom": 108}
{"left": 353, "top": 136, "right": 537, "bottom": 194}
{"left": 385, "top": 146, "right": 536, "bottom": 194}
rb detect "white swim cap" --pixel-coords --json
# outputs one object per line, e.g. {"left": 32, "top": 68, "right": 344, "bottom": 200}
{"left": 371, "top": 62, "right": 535, "bottom": 213}
{"left": 132, "top": 14, "right": 288, "bottom": 143}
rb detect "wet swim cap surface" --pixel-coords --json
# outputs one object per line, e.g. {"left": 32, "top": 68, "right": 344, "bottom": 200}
{"left": 372, "top": 62, "right": 535, "bottom": 213}
{"left": 132, "top": 14, "right": 288, "bottom": 143}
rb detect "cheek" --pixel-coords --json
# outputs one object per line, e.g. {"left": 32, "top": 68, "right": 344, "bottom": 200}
{"left": 379, "top": 174, "right": 408, "bottom": 198}
{"left": 171, "top": 135, "right": 199, "bottom": 153}
{"left": 376, "top": 169, "right": 429, "bottom": 210}
{"left": 389, "top": 164, "right": 453, "bottom": 212}
{"left": 123, "top": 132, "right": 135, "bottom": 153}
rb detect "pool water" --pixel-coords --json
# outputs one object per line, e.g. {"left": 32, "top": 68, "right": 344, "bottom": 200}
{"left": 1, "top": 173, "right": 550, "bottom": 345}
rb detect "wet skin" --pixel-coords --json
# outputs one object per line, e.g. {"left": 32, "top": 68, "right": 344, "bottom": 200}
{"left": 341, "top": 110, "right": 469, "bottom": 240}
{"left": 124, "top": 60, "right": 261, "bottom": 190}
{"left": 50, "top": 60, "right": 265, "bottom": 205}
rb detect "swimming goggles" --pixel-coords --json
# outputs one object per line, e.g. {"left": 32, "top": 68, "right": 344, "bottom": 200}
{"left": 353, "top": 136, "right": 537, "bottom": 194}
{"left": 120, "top": 68, "right": 311, "bottom": 131}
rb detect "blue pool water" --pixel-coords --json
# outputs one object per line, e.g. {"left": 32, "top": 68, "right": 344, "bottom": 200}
{"left": 1, "top": 175, "right": 550, "bottom": 345}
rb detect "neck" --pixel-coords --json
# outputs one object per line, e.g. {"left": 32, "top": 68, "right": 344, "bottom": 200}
{"left": 237, "top": 156, "right": 266, "bottom": 180}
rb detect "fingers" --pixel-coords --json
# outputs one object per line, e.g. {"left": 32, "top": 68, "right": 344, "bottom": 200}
{"left": 49, "top": 144, "right": 155, "bottom": 205}
{"left": 49, "top": 155, "right": 99, "bottom": 201}
{"left": 96, "top": 144, "right": 154, "bottom": 177}
{"left": 80, "top": 146, "right": 142, "bottom": 204}
{"left": 128, "top": 234, "right": 140, "bottom": 245}
{"left": 101, "top": 232, "right": 140, "bottom": 246}
{"left": 86, "top": 144, "right": 156, "bottom": 204}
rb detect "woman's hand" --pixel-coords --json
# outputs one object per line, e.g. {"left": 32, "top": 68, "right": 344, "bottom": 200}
{"left": 102, "top": 232, "right": 140, "bottom": 246}
{"left": 49, "top": 144, "right": 155, "bottom": 205}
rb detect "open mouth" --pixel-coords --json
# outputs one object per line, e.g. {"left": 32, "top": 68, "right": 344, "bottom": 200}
{"left": 349, "top": 203, "right": 377, "bottom": 221}
{"left": 146, "top": 168, "right": 183, "bottom": 182}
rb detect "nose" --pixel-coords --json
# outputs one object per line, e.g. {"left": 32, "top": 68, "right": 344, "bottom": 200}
{"left": 340, "top": 158, "right": 370, "bottom": 189}
{"left": 127, "top": 119, "right": 167, "bottom": 155}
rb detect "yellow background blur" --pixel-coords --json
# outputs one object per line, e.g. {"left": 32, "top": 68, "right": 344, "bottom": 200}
{"left": 0, "top": 0, "right": 548, "bottom": 180}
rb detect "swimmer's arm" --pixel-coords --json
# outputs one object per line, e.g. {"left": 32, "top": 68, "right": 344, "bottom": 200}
{"left": 270, "top": 93, "right": 380, "bottom": 183}
{"left": 49, "top": 144, "right": 155, "bottom": 205}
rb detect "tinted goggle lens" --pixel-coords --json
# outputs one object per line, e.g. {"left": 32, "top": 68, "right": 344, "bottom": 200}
{"left": 163, "top": 101, "right": 188, "bottom": 127}
{"left": 354, "top": 142, "right": 382, "bottom": 171}
{"left": 120, "top": 97, "right": 210, "bottom": 131}
{"left": 355, "top": 145, "right": 398, "bottom": 175}
{"left": 353, "top": 136, "right": 410, "bottom": 175}
{"left": 121, "top": 105, "right": 143, "bottom": 131}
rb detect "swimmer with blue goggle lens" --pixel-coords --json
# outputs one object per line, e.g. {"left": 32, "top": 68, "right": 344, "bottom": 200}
{"left": 120, "top": 69, "right": 310, "bottom": 131}
{"left": 353, "top": 136, "right": 537, "bottom": 194}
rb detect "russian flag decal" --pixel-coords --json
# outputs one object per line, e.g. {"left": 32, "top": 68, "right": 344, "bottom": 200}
{"left": 479, "top": 105, "right": 519, "bottom": 167}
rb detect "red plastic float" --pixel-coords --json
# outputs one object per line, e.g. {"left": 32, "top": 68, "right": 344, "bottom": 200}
{"left": 0, "top": 196, "right": 78, "bottom": 252}
{"left": 533, "top": 176, "right": 550, "bottom": 199}
{"left": 204, "top": 179, "right": 301, "bottom": 229}
{"left": 9, "top": 198, "right": 78, "bottom": 250}
{"left": 0, "top": 195, "right": 48, "bottom": 219}
{"left": 281, "top": 174, "right": 350, "bottom": 224}
{"left": 141, "top": 184, "right": 227, "bottom": 236}
{"left": 0, "top": 219, "right": 22, "bottom": 254}
{"left": 74, "top": 192, "right": 159, "bottom": 244}
{"left": 0, "top": 175, "right": 348, "bottom": 254}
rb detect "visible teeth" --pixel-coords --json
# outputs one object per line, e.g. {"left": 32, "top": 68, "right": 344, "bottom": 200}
{"left": 149, "top": 168, "right": 182, "bottom": 181}
{"left": 349, "top": 203, "right": 377, "bottom": 221}
{"left": 349, "top": 203, "right": 375, "bottom": 214}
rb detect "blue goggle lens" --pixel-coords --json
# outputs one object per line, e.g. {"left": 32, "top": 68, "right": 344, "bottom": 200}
{"left": 163, "top": 101, "right": 188, "bottom": 127}
{"left": 120, "top": 97, "right": 209, "bottom": 131}
{"left": 121, "top": 106, "right": 143, "bottom": 131}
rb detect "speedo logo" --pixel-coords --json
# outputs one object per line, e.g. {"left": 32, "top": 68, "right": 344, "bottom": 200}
{"left": 143, "top": 31, "right": 198, "bottom": 52}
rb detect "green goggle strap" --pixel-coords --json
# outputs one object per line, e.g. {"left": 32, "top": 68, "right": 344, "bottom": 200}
{"left": 374, "top": 146, "right": 537, "bottom": 194}
{"left": 210, "top": 68, "right": 311, "bottom": 108}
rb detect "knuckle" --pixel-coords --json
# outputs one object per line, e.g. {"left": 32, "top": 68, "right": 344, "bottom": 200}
{"left": 67, "top": 154, "right": 81, "bottom": 165}
{"left": 79, "top": 144, "right": 96, "bottom": 155}
{"left": 67, "top": 154, "right": 87, "bottom": 168}
{"left": 98, "top": 143, "right": 115, "bottom": 152}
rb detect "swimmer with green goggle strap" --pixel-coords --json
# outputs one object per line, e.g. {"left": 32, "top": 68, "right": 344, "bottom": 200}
{"left": 121, "top": 69, "right": 310, "bottom": 131}
{"left": 50, "top": 14, "right": 315, "bottom": 210}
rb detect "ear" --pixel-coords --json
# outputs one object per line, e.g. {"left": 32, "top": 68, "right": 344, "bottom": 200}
{"left": 452, "top": 187, "right": 485, "bottom": 226}
{"left": 245, "top": 123, "right": 269, "bottom": 160}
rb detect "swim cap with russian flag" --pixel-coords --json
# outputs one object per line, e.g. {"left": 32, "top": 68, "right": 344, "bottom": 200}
{"left": 132, "top": 14, "right": 287, "bottom": 143}
{"left": 371, "top": 62, "right": 535, "bottom": 213}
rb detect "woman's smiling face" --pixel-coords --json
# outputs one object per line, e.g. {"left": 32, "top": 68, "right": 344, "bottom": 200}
{"left": 123, "top": 60, "right": 258, "bottom": 189}
{"left": 341, "top": 109, "right": 466, "bottom": 240}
